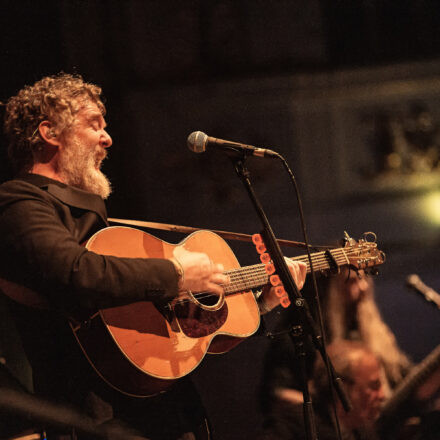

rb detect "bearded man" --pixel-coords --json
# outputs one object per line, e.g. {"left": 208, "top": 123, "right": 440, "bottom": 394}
{"left": 0, "top": 73, "right": 306, "bottom": 440}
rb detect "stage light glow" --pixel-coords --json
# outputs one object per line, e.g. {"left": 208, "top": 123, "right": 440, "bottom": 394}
{"left": 423, "top": 191, "right": 440, "bottom": 225}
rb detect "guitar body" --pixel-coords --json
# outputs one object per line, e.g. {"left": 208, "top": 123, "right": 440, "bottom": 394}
{"left": 71, "top": 226, "right": 260, "bottom": 397}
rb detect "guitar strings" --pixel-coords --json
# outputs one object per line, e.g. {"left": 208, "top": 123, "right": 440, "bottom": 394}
{"left": 173, "top": 247, "right": 373, "bottom": 305}
{"left": 173, "top": 247, "right": 374, "bottom": 306}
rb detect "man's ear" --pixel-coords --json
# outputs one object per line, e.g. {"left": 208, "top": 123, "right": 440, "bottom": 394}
{"left": 38, "top": 121, "right": 60, "bottom": 147}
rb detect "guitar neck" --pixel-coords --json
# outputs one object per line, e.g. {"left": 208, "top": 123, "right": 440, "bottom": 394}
{"left": 223, "top": 247, "right": 350, "bottom": 295}
{"left": 380, "top": 344, "right": 440, "bottom": 418}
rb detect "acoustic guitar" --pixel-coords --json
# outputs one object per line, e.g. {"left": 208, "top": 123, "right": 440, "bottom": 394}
{"left": 69, "top": 226, "right": 385, "bottom": 397}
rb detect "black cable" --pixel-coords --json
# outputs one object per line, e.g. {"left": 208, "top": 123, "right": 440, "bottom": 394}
{"left": 274, "top": 152, "right": 345, "bottom": 440}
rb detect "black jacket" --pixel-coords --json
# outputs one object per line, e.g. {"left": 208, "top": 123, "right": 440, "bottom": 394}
{"left": 0, "top": 174, "right": 207, "bottom": 439}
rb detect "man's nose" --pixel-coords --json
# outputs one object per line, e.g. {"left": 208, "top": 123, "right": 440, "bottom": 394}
{"left": 101, "top": 130, "right": 112, "bottom": 148}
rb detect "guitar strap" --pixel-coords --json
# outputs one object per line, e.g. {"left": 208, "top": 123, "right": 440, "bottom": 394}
{"left": 0, "top": 278, "right": 49, "bottom": 309}
{"left": 107, "top": 217, "right": 312, "bottom": 249}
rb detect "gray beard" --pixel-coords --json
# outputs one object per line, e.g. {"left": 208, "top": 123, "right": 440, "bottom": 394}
{"left": 58, "top": 139, "right": 112, "bottom": 199}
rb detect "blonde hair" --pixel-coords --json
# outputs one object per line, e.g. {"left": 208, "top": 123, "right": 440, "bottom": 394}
{"left": 4, "top": 73, "right": 105, "bottom": 174}
{"left": 326, "top": 270, "right": 411, "bottom": 387}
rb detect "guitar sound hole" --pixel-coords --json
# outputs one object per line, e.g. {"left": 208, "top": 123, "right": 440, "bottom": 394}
{"left": 198, "top": 294, "right": 222, "bottom": 307}
{"left": 173, "top": 299, "right": 228, "bottom": 338}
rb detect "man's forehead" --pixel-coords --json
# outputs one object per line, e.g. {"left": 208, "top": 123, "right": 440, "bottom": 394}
{"left": 353, "top": 355, "right": 380, "bottom": 381}
{"left": 76, "top": 100, "right": 103, "bottom": 117}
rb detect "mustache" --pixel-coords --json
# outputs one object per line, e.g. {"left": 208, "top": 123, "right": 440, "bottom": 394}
{"left": 94, "top": 147, "right": 107, "bottom": 165}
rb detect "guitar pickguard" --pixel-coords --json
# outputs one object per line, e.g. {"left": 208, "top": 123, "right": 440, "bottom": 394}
{"left": 173, "top": 300, "right": 228, "bottom": 338}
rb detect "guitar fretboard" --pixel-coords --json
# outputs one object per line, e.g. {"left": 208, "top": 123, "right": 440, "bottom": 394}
{"left": 224, "top": 248, "right": 350, "bottom": 294}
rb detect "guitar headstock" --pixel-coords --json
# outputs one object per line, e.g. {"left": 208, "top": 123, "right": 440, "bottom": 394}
{"left": 343, "top": 232, "right": 386, "bottom": 274}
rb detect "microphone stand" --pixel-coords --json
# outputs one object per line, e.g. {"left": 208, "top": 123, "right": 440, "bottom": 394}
{"left": 230, "top": 155, "right": 350, "bottom": 440}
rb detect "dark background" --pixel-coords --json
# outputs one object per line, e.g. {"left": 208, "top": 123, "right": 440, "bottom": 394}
{"left": 1, "top": 1, "right": 440, "bottom": 438}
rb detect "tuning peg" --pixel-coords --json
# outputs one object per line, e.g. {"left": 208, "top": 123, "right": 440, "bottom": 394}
{"left": 363, "top": 231, "right": 377, "bottom": 243}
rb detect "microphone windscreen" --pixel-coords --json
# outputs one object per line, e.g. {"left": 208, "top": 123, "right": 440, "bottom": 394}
{"left": 187, "top": 131, "right": 207, "bottom": 153}
{"left": 406, "top": 274, "right": 421, "bottom": 288}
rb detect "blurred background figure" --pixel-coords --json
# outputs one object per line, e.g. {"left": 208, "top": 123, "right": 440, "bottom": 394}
{"left": 260, "top": 340, "right": 386, "bottom": 440}
{"left": 259, "top": 268, "right": 440, "bottom": 439}
{"left": 324, "top": 269, "right": 411, "bottom": 391}
{"left": 260, "top": 268, "right": 410, "bottom": 413}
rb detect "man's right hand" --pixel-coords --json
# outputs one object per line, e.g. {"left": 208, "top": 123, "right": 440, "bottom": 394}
{"left": 170, "top": 248, "right": 229, "bottom": 298}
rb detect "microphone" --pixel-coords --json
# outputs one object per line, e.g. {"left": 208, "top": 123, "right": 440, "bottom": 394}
{"left": 187, "top": 131, "right": 279, "bottom": 158}
{"left": 406, "top": 274, "right": 440, "bottom": 310}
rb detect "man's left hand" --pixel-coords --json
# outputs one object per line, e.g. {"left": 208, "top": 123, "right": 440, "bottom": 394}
{"left": 259, "top": 258, "right": 307, "bottom": 314}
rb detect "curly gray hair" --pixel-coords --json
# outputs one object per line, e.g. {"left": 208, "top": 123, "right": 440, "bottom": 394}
{"left": 4, "top": 73, "right": 105, "bottom": 174}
